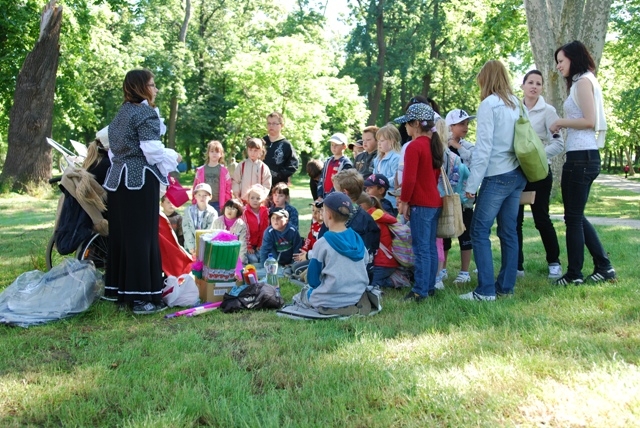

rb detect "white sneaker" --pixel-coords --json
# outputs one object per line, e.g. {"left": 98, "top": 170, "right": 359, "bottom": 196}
{"left": 516, "top": 270, "right": 525, "bottom": 278}
{"left": 459, "top": 291, "right": 496, "bottom": 301}
{"left": 548, "top": 264, "right": 562, "bottom": 279}
{"left": 440, "top": 269, "right": 448, "bottom": 280}
{"left": 435, "top": 280, "right": 444, "bottom": 290}
{"left": 453, "top": 272, "right": 471, "bottom": 284}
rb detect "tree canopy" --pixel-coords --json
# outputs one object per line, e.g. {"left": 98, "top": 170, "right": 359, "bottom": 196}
{"left": 0, "top": 0, "right": 637, "bottom": 189}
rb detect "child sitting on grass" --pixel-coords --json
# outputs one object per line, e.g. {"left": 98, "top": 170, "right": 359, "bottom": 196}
{"left": 183, "top": 183, "right": 218, "bottom": 256}
{"left": 291, "top": 192, "right": 369, "bottom": 309}
{"left": 364, "top": 173, "right": 397, "bottom": 217}
{"left": 290, "top": 200, "right": 324, "bottom": 281}
{"left": 260, "top": 207, "right": 303, "bottom": 267}
{"left": 211, "top": 198, "right": 248, "bottom": 264}
{"left": 161, "top": 195, "right": 184, "bottom": 247}
{"left": 241, "top": 184, "right": 270, "bottom": 265}
{"left": 270, "top": 182, "right": 299, "bottom": 230}
{"left": 359, "top": 195, "right": 400, "bottom": 288}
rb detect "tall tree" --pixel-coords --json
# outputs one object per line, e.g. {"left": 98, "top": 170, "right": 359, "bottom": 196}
{"left": 524, "top": 0, "right": 612, "bottom": 113}
{"left": 524, "top": 0, "right": 613, "bottom": 186}
{"left": 0, "top": 0, "right": 63, "bottom": 191}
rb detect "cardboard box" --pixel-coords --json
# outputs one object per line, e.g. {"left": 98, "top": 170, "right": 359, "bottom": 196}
{"left": 196, "top": 278, "right": 235, "bottom": 303}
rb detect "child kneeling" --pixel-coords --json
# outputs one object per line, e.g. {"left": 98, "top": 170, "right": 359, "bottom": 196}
{"left": 291, "top": 192, "right": 369, "bottom": 309}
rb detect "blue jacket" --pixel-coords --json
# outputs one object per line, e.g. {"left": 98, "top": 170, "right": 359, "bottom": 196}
{"left": 260, "top": 225, "right": 303, "bottom": 266}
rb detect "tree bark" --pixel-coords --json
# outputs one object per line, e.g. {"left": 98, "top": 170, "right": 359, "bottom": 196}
{"left": 367, "top": 0, "right": 385, "bottom": 125}
{"left": 0, "top": 0, "right": 62, "bottom": 191}
{"left": 524, "top": 0, "right": 612, "bottom": 191}
{"left": 167, "top": 0, "right": 192, "bottom": 150}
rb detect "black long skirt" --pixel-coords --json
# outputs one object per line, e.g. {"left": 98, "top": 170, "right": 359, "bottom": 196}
{"left": 105, "top": 170, "right": 163, "bottom": 304}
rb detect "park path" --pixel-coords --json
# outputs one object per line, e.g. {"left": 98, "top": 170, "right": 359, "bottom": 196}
{"left": 525, "top": 174, "right": 640, "bottom": 230}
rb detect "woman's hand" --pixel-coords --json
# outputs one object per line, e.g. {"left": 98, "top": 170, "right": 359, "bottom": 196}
{"left": 549, "top": 120, "right": 563, "bottom": 134}
{"left": 465, "top": 192, "right": 475, "bottom": 200}
{"left": 398, "top": 201, "right": 410, "bottom": 221}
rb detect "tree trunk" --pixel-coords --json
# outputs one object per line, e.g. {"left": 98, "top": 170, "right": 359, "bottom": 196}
{"left": 0, "top": 0, "right": 62, "bottom": 192}
{"left": 383, "top": 85, "right": 392, "bottom": 123}
{"left": 367, "top": 0, "right": 385, "bottom": 125}
{"left": 524, "top": 0, "right": 612, "bottom": 191}
{"left": 166, "top": 0, "right": 192, "bottom": 150}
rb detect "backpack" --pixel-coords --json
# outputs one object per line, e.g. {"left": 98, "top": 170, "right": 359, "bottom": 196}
{"left": 380, "top": 222, "right": 414, "bottom": 267}
{"left": 220, "top": 282, "right": 284, "bottom": 313}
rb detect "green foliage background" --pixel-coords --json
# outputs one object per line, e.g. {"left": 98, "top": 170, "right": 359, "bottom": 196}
{"left": 0, "top": 0, "right": 639, "bottom": 173}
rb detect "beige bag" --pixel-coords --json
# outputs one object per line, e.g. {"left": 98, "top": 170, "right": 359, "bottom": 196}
{"left": 519, "top": 191, "right": 536, "bottom": 205}
{"left": 437, "top": 166, "right": 465, "bottom": 239}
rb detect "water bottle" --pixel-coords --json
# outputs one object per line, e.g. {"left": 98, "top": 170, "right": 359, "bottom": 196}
{"left": 264, "top": 253, "right": 280, "bottom": 296}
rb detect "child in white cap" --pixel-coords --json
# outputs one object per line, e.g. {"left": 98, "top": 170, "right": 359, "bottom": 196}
{"left": 182, "top": 183, "right": 218, "bottom": 256}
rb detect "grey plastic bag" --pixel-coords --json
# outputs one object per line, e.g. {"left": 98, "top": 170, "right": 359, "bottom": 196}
{"left": 0, "top": 259, "right": 101, "bottom": 327}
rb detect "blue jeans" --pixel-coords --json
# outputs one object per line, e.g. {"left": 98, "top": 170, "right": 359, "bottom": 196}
{"left": 409, "top": 206, "right": 441, "bottom": 297}
{"left": 471, "top": 168, "right": 526, "bottom": 296}
{"left": 371, "top": 266, "right": 396, "bottom": 288}
{"left": 561, "top": 151, "right": 611, "bottom": 278}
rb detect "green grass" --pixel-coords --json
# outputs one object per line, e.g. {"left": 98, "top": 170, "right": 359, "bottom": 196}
{"left": 1, "top": 174, "right": 640, "bottom": 427}
{"left": 549, "top": 183, "right": 640, "bottom": 220}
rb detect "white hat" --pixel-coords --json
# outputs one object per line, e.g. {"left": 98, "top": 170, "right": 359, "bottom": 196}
{"left": 328, "top": 133, "right": 348, "bottom": 145}
{"left": 193, "top": 183, "right": 212, "bottom": 196}
{"left": 445, "top": 109, "right": 476, "bottom": 126}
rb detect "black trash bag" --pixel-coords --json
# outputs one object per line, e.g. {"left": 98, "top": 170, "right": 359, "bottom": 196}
{"left": 220, "top": 282, "right": 285, "bottom": 313}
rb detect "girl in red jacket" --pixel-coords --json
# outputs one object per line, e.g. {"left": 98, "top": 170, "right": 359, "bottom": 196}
{"left": 241, "top": 184, "right": 269, "bottom": 265}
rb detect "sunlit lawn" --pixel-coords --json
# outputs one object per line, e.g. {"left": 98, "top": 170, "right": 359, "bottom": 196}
{"left": 0, "top": 174, "right": 639, "bottom": 427}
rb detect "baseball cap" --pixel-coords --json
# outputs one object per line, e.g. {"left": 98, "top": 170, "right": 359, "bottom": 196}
{"left": 323, "top": 192, "right": 352, "bottom": 216}
{"left": 364, "top": 173, "right": 390, "bottom": 190}
{"left": 445, "top": 109, "right": 476, "bottom": 126}
{"left": 348, "top": 139, "right": 363, "bottom": 151}
{"left": 193, "top": 183, "right": 212, "bottom": 196}
{"left": 269, "top": 207, "right": 289, "bottom": 219}
{"left": 328, "top": 133, "right": 348, "bottom": 146}
{"left": 394, "top": 103, "right": 435, "bottom": 124}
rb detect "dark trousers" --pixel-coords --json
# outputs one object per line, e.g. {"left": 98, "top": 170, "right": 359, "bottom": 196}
{"left": 106, "top": 170, "right": 163, "bottom": 304}
{"left": 517, "top": 167, "right": 560, "bottom": 270}
{"left": 561, "top": 150, "right": 611, "bottom": 279}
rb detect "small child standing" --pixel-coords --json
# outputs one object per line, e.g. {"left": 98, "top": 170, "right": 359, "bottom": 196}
{"left": 292, "top": 192, "right": 369, "bottom": 310}
{"left": 182, "top": 183, "right": 219, "bottom": 256}
{"left": 241, "top": 184, "right": 270, "bottom": 264}
{"left": 161, "top": 195, "right": 184, "bottom": 247}
{"left": 364, "top": 173, "right": 397, "bottom": 217}
{"left": 317, "top": 133, "right": 353, "bottom": 200}
{"left": 192, "top": 140, "right": 232, "bottom": 215}
{"left": 270, "top": 182, "right": 299, "bottom": 230}
{"left": 233, "top": 137, "right": 272, "bottom": 203}
{"left": 306, "top": 159, "right": 323, "bottom": 202}
{"left": 211, "top": 198, "right": 248, "bottom": 264}
{"left": 260, "top": 208, "right": 302, "bottom": 266}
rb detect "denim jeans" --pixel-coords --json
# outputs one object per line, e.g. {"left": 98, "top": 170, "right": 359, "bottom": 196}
{"left": 371, "top": 266, "right": 396, "bottom": 288}
{"left": 409, "top": 206, "right": 441, "bottom": 297}
{"left": 561, "top": 150, "right": 611, "bottom": 279}
{"left": 471, "top": 168, "right": 526, "bottom": 296}
{"left": 517, "top": 166, "right": 561, "bottom": 269}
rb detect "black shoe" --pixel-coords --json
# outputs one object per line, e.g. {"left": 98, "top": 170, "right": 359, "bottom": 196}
{"left": 403, "top": 291, "right": 426, "bottom": 302}
{"left": 132, "top": 301, "right": 168, "bottom": 315}
{"left": 587, "top": 268, "right": 617, "bottom": 283}
{"left": 555, "top": 275, "right": 584, "bottom": 286}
